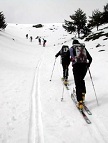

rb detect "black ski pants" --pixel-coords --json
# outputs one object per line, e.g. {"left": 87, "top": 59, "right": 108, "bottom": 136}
{"left": 73, "top": 63, "right": 88, "bottom": 102}
{"left": 62, "top": 63, "right": 69, "bottom": 79}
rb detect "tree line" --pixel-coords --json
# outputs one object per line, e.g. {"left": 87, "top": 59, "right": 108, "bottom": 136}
{"left": 63, "top": 3, "right": 108, "bottom": 38}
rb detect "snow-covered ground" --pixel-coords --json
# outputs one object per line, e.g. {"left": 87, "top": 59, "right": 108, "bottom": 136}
{"left": 0, "top": 23, "right": 108, "bottom": 143}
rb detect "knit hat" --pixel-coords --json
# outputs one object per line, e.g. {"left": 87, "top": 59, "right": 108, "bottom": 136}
{"left": 73, "top": 39, "right": 80, "bottom": 44}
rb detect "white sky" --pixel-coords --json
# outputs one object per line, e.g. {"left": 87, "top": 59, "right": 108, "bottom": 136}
{"left": 0, "top": 0, "right": 108, "bottom": 24}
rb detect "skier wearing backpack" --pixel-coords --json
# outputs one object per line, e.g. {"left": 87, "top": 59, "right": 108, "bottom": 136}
{"left": 55, "top": 45, "right": 70, "bottom": 84}
{"left": 70, "top": 39, "right": 92, "bottom": 110}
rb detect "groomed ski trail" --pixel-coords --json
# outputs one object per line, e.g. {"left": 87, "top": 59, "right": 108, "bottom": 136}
{"left": 28, "top": 58, "right": 44, "bottom": 143}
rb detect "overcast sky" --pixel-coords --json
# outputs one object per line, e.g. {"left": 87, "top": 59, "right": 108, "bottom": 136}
{"left": 0, "top": 0, "right": 108, "bottom": 24}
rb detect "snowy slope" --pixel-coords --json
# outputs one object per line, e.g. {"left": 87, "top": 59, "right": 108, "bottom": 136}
{"left": 0, "top": 23, "right": 108, "bottom": 143}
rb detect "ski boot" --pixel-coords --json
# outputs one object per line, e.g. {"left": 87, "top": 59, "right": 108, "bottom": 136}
{"left": 64, "top": 79, "right": 68, "bottom": 85}
{"left": 77, "top": 101, "right": 84, "bottom": 111}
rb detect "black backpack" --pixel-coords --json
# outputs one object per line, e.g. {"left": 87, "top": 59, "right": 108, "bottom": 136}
{"left": 61, "top": 45, "right": 69, "bottom": 59}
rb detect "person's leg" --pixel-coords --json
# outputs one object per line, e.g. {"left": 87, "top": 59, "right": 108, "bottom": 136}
{"left": 62, "top": 64, "right": 65, "bottom": 79}
{"left": 65, "top": 65, "right": 69, "bottom": 80}
{"left": 73, "top": 65, "right": 82, "bottom": 102}
{"left": 80, "top": 66, "right": 88, "bottom": 101}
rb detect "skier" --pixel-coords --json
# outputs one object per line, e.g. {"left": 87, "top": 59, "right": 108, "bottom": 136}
{"left": 55, "top": 45, "right": 70, "bottom": 84}
{"left": 69, "top": 39, "right": 92, "bottom": 110}
{"left": 30, "top": 36, "right": 33, "bottom": 42}
{"left": 26, "top": 34, "right": 28, "bottom": 39}
{"left": 38, "top": 37, "right": 41, "bottom": 45}
{"left": 43, "top": 39, "right": 47, "bottom": 47}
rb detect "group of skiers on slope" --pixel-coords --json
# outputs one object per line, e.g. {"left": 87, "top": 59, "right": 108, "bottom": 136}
{"left": 26, "top": 34, "right": 47, "bottom": 47}
{"left": 26, "top": 34, "right": 33, "bottom": 42}
{"left": 55, "top": 39, "right": 92, "bottom": 110}
{"left": 37, "top": 37, "right": 47, "bottom": 47}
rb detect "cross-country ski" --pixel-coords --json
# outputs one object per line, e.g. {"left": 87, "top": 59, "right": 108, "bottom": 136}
{"left": 71, "top": 93, "right": 91, "bottom": 124}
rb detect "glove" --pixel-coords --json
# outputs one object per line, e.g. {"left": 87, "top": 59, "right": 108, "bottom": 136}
{"left": 55, "top": 55, "right": 57, "bottom": 58}
{"left": 87, "top": 63, "right": 90, "bottom": 69}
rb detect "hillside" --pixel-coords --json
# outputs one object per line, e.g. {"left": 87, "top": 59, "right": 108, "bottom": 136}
{"left": 0, "top": 23, "right": 108, "bottom": 143}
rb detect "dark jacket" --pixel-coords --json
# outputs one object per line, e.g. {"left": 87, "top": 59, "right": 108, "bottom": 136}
{"left": 55, "top": 46, "right": 70, "bottom": 65}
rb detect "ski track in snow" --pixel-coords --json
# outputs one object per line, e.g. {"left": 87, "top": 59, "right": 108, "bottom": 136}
{"left": 28, "top": 58, "right": 44, "bottom": 143}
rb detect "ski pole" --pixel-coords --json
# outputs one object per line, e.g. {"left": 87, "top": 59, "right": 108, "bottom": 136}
{"left": 61, "top": 82, "right": 65, "bottom": 101}
{"left": 50, "top": 58, "right": 56, "bottom": 81}
{"left": 88, "top": 69, "right": 99, "bottom": 105}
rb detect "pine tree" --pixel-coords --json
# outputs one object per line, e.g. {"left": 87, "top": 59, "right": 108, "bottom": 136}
{"left": 62, "top": 20, "right": 76, "bottom": 34}
{"left": 0, "top": 11, "right": 7, "bottom": 30}
{"left": 88, "top": 9, "right": 102, "bottom": 31}
{"left": 63, "top": 8, "right": 87, "bottom": 38}
{"left": 101, "top": 3, "right": 108, "bottom": 24}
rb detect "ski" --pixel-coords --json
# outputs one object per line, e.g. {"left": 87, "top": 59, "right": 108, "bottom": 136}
{"left": 72, "top": 88, "right": 92, "bottom": 115}
{"left": 71, "top": 93, "right": 91, "bottom": 124}
{"left": 80, "top": 110, "right": 91, "bottom": 124}
{"left": 64, "top": 83, "right": 69, "bottom": 90}
{"left": 61, "top": 78, "right": 69, "bottom": 90}
{"left": 83, "top": 103, "right": 92, "bottom": 115}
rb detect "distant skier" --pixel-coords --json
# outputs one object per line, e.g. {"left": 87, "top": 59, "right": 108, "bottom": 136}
{"left": 43, "top": 39, "right": 47, "bottom": 47}
{"left": 55, "top": 45, "right": 70, "bottom": 84}
{"left": 30, "top": 36, "right": 33, "bottom": 42}
{"left": 69, "top": 39, "right": 92, "bottom": 110}
{"left": 26, "top": 34, "right": 28, "bottom": 39}
{"left": 38, "top": 37, "right": 41, "bottom": 45}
